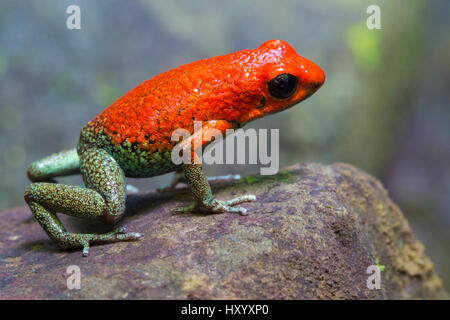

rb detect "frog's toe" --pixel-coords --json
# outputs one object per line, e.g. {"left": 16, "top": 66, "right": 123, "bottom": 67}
{"left": 113, "top": 226, "right": 128, "bottom": 234}
{"left": 78, "top": 229, "right": 143, "bottom": 257}
{"left": 94, "top": 228, "right": 143, "bottom": 245}
{"left": 199, "top": 195, "right": 256, "bottom": 216}
{"left": 173, "top": 203, "right": 196, "bottom": 214}
{"left": 214, "top": 203, "right": 249, "bottom": 216}
{"left": 109, "top": 226, "right": 142, "bottom": 238}
{"left": 222, "top": 194, "right": 256, "bottom": 206}
{"left": 114, "top": 231, "right": 143, "bottom": 241}
{"left": 109, "top": 229, "right": 143, "bottom": 241}
{"left": 175, "top": 195, "right": 256, "bottom": 216}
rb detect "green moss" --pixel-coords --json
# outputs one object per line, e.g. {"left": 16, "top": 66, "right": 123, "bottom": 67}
{"left": 236, "top": 170, "right": 294, "bottom": 185}
{"left": 375, "top": 257, "right": 385, "bottom": 272}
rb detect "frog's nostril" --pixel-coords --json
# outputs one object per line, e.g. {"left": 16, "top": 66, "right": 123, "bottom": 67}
{"left": 300, "top": 63, "right": 325, "bottom": 92}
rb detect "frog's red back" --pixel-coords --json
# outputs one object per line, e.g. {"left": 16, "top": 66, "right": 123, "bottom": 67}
{"left": 87, "top": 40, "right": 325, "bottom": 152}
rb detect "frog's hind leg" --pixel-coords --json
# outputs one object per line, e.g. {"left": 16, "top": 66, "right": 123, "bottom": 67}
{"left": 27, "top": 149, "right": 80, "bottom": 182}
{"left": 24, "top": 147, "right": 142, "bottom": 256}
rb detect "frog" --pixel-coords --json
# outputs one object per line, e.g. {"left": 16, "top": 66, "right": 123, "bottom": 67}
{"left": 24, "top": 39, "right": 325, "bottom": 256}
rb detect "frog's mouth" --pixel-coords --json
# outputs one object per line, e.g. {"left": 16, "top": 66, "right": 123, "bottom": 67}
{"left": 237, "top": 100, "right": 300, "bottom": 126}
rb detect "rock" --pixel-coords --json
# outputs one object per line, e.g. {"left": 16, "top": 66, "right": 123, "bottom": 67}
{"left": 0, "top": 163, "right": 446, "bottom": 299}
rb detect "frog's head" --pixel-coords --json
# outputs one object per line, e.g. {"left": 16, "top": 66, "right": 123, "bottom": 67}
{"left": 237, "top": 39, "right": 325, "bottom": 123}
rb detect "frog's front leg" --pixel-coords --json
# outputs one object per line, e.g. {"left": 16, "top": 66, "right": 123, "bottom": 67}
{"left": 24, "top": 147, "right": 142, "bottom": 256}
{"left": 27, "top": 148, "right": 80, "bottom": 183}
{"left": 181, "top": 163, "right": 256, "bottom": 215}
{"left": 174, "top": 120, "right": 256, "bottom": 215}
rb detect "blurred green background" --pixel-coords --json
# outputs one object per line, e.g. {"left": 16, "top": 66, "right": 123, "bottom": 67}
{"left": 0, "top": 0, "right": 448, "bottom": 291}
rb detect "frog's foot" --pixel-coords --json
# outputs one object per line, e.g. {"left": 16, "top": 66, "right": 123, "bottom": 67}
{"left": 175, "top": 195, "right": 256, "bottom": 216}
{"left": 60, "top": 227, "right": 143, "bottom": 257}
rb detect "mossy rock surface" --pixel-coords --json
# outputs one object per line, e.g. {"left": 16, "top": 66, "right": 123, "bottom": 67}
{"left": 0, "top": 163, "right": 446, "bottom": 299}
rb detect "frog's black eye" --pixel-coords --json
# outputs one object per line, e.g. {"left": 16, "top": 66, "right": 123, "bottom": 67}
{"left": 267, "top": 73, "right": 298, "bottom": 99}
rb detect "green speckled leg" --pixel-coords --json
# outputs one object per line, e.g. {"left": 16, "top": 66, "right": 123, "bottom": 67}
{"left": 24, "top": 147, "right": 142, "bottom": 256}
{"left": 27, "top": 149, "right": 80, "bottom": 182}
{"left": 177, "top": 163, "right": 256, "bottom": 215}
